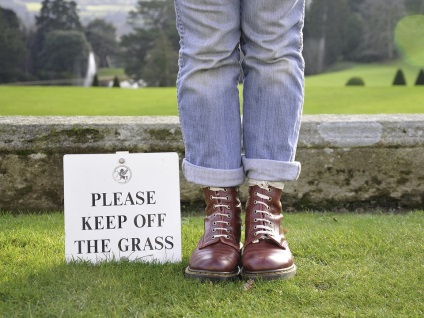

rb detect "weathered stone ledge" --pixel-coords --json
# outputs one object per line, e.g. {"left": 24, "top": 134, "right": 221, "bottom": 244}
{"left": 0, "top": 115, "right": 423, "bottom": 211}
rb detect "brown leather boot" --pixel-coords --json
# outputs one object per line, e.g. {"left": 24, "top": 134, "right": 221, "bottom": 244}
{"left": 185, "top": 187, "right": 242, "bottom": 281}
{"left": 242, "top": 184, "right": 296, "bottom": 280}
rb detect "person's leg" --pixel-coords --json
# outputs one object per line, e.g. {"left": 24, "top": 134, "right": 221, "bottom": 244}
{"left": 241, "top": 0, "right": 305, "bottom": 182}
{"left": 174, "top": 0, "right": 244, "bottom": 187}
{"left": 174, "top": 0, "right": 243, "bottom": 280}
{"left": 240, "top": 0, "right": 305, "bottom": 280}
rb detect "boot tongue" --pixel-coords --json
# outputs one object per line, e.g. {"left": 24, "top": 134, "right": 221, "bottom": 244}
{"left": 252, "top": 235, "right": 270, "bottom": 243}
{"left": 208, "top": 187, "right": 226, "bottom": 192}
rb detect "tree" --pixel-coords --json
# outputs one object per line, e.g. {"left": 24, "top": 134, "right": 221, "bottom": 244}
{"left": 355, "top": 0, "right": 406, "bottom": 61}
{"left": 0, "top": 7, "right": 27, "bottom": 83}
{"left": 415, "top": 69, "right": 424, "bottom": 85}
{"left": 31, "top": 0, "right": 83, "bottom": 77}
{"left": 405, "top": 0, "right": 424, "bottom": 14}
{"left": 121, "top": 29, "right": 157, "bottom": 79}
{"left": 36, "top": 0, "right": 82, "bottom": 36}
{"left": 303, "top": 0, "right": 362, "bottom": 74}
{"left": 91, "top": 73, "right": 99, "bottom": 87}
{"left": 128, "top": 0, "right": 179, "bottom": 48}
{"left": 394, "top": 15, "right": 424, "bottom": 67}
{"left": 142, "top": 34, "right": 178, "bottom": 86}
{"left": 121, "top": 0, "right": 179, "bottom": 86}
{"left": 112, "top": 76, "right": 121, "bottom": 87}
{"left": 85, "top": 19, "right": 119, "bottom": 68}
{"left": 37, "top": 30, "right": 89, "bottom": 79}
{"left": 303, "top": 0, "right": 411, "bottom": 73}
{"left": 393, "top": 69, "right": 407, "bottom": 85}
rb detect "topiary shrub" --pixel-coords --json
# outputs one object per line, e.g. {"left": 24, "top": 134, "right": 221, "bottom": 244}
{"left": 345, "top": 77, "right": 365, "bottom": 86}
{"left": 112, "top": 76, "right": 120, "bottom": 88}
{"left": 91, "top": 74, "right": 99, "bottom": 87}
{"left": 393, "top": 69, "right": 407, "bottom": 86}
{"left": 415, "top": 69, "right": 424, "bottom": 86}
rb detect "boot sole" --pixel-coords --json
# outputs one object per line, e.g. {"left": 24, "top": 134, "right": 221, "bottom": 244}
{"left": 241, "top": 264, "right": 296, "bottom": 281}
{"left": 185, "top": 266, "right": 241, "bottom": 282}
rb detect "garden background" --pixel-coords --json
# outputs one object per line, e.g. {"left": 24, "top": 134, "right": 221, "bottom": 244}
{"left": 0, "top": 0, "right": 423, "bottom": 317}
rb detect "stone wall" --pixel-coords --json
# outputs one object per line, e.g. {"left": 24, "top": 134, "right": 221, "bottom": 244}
{"left": 0, "top": 115, "right": 423, "bottom": 211}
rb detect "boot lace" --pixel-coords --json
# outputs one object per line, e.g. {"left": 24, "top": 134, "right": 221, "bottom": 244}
{"left": 209, "top": 187, "right": 231, "bottom": 240}
{"left": 252, "top": 184, "right": 275, "bottom": 243}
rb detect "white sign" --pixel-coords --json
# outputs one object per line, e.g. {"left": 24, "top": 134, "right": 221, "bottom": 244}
{"left": 63, "top": 152, "right": 181, "bottom": 264}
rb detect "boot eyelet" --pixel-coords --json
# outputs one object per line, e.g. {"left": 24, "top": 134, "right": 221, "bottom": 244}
{"left": 226, "top": 222, "right": 230, "bottom": 226}
{"left": 255, "top": 192, "right": 259, "bottom": 196}
{"left": 253, "top": 200, "right": 257, "bottom": 204}
{"left": 254, "top": 210, "right": 258, "bottom": 214}
{"left": 254, "top": 218, "right": 257, "bottom": 222}
{"left": 226, "top": 196, "right": 229, "bottom": 200}
{"left": 213, "top": 204, "right": 216, "bottom": 209}
{"left": 268, "top": 197, "right": 272, "bottom": 201}
{"left": 211, "top": 235, "right": 216, "bottom": 239}
{"left": 210, "top": 195, "right": 213, "bottom": 200}
{"left": 212, "top": 221, "right": 216, "bottom": 225}
{"left": 226, "top": 214, "right": 231, "bottom": 218}
{"left": 212, "top": 228, "right": 216, "bottom": 232}
{"left": 254, "top": 232, "right": 258, "bottom": 236}
{"left": 267, "top": 206, "right": 270, "bottom": 210}
{"left": 223, "top": 187, "right": 227, "bottom": 191}
{"left": 226, "top": 229, "right": 230, "bottom": 233}
{"left": 226, "top": 205, "right": 231, "bottom": 209}
{"left": 225, "top": 235, "right": 230, "bottom": 239}
{"left": 254, "top": 226, "right": 257, "bottom": 229}
{"left": 213, "top": 213, "right": 217, "bottom": 217}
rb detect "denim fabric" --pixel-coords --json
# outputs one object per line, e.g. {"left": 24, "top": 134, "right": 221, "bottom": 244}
{"left": 175, "top": 0, "right": 305, "bottom": 187}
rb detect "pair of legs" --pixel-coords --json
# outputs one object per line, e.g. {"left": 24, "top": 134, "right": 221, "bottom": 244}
{"left": 174, "top": 0, "right": 305, "bottom": 280}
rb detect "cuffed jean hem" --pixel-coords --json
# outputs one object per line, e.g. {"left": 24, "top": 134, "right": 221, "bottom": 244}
{"left": 242, "top": 156, "right": 301, "bottom": 181}
{"left": 182, "top": 159, "right": 245, "bottom": 187}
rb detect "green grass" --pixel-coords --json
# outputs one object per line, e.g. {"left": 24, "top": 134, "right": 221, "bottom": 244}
{"left": 1, "top": 211, "right": 423, "bottom": 317}
{"left": 0, "top": 86, "right": 178, "bottom": 116}
{"left": 306, "top": 60, "right": 422, "bottom": 87}
{"left": 1, "top": 61, "right": 423, "bottom": 116}
{"left": 97, "top": 68, "right": 127, "bottom": 78}
{"left": 1, "top": 85, "right": 423, "bottom": 116}
{"left": 304, "top": 87, "right": 424, "bottom": 114}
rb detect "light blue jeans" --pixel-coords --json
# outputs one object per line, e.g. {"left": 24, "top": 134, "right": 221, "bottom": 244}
{"left": 174, "top": 0, "right": 305, "bottom": 187}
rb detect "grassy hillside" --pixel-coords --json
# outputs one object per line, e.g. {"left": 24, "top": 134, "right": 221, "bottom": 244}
{"left": 304, "top": 87, "right": 423, "bottom": 114}
{"left": 307, "top": 60, "right": 422, "bottom": 87}
{"left": 0, "top": 61, "right": 423, "bottom": 116}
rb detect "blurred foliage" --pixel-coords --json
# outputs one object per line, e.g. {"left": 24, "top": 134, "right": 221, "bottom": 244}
{"left": 304, "top": 0, "right": 408, "bottom": 74}
{"left": 393, "top": 68, "right": 407, "bottom": 85}
{"left": 1, "top": 0, "right": 423, "bottom": 85}
{"left": 85, "top": 19, "right": 120, "bottom": 68}
{"left": 415, "top": 69, "right": 424, "bottom": 85}
{"left": 120, "top": 0, "right": 179, "bottom": 86}
{"left": 37, "top": 30, "right": 90, "bottom": 79}
{"left": 32, "top": 0, "right": 85, "bottom": 79}
{"left": 345, "top": 77, "right": 365, "bottom": 86}
{"left": 0, "top": 7, "right": 27, "bottom": 83}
